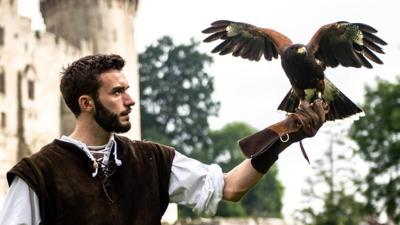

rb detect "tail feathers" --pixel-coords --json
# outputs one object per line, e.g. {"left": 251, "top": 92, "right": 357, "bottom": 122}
{"left": 278, "top": 87, "right": 363, "bottom": 121}
{"left": 325, "top": 92, "right": 363, "bottom": 120}
{"left": 278, "top": 89, "right": 299, "bottom": 113}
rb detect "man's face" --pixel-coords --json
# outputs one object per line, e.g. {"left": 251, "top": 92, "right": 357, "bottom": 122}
{"left": 93, "top": 70, "right": 135, "bottom": 133}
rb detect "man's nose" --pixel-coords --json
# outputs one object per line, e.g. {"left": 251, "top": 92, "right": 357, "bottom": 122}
{"left": 124, "top": 93, "right": 135, "bottom": 107}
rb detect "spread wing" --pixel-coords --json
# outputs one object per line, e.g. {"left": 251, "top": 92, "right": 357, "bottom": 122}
{"left": 202, "top": 20, "right": 292, "bottom": 61}
{"left": 307, "top": 21, "right": 387, "bottom": 69}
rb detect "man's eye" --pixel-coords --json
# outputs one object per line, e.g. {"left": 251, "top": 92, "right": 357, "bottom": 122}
{"left": 114, "top": 89, "right": 123, "bottom": 95}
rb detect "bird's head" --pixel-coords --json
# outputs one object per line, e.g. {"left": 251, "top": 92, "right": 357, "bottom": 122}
{"left": 292, "top": 44, "right": 307, "bottom": 55}
{"left": 282, "top": 44, "right": 308, "bottom": 61}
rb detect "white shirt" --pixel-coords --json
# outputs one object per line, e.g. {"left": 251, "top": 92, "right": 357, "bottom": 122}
{"left": 0, "top": 135, "right": 224, "bottom": 225}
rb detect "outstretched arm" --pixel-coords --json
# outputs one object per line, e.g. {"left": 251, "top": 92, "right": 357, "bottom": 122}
{"left": 223, "top": 159, "right": 262, "bottom": 201}
{"left": 222, "top": 99, "right": 327, "bottom": 201}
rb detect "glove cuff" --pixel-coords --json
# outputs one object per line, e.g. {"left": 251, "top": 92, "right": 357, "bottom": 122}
{"left": 238, "top": 127, "right": 295, "bottom": 174}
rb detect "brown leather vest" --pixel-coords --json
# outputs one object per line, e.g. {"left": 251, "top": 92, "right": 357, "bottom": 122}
{"left": 7, "top": 135, "right": 175, "bottom": 225}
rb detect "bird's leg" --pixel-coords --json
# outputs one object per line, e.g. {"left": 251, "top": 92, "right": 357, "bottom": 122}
{"left": 317, "top": 91, "right": 322, "bottom": 99}
{"left": 293, "top": 87, "right": 307, "bottom": 109}
{"left": 299, "top": 98, "right": 308, "bottom": 106}
{"left": 316, "top": 79, "right": 325, "bottom": 100}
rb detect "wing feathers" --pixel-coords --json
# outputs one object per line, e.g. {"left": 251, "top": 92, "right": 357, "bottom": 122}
{"left": 203, "top": 31, "right": 227, "bottom": 42}
{"left": 362, "top": 46, "right": 383, "bottom": 64}
{"left": 310, "top": 22, "right": 386, "bottom": 69}
{"left": 363, "top": 32, "right": 387, "bottom": 46}
{"left": 210, "top": 20, "right": 232, "bottom": 27}
{"left": 357, "top": 53, "right": 373, "bottom": 68}
{"left": 211, "top": 39, "right": 229, "bottom": 53}
{"left": 353, "top": 23, "right": 378, "bottom": 33}
{"left": 202, "top": 26, "right": 227, "bottom": 35}
{"left": 202, "top": 20, "right": 291, "bottom": 62}
{"left": 363, "top": 39, "right": 385, "bottom": 54}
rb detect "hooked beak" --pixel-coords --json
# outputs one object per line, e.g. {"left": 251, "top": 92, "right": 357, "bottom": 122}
{"left": 296, "top": 46, "right": 307, "bottom": 54}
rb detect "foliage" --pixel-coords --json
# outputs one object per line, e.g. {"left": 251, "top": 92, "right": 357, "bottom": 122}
{"left": 139, "top": 37, "right": 284, "bottom": 219}
{"left": 349, "top": 77, "right": 400, "bottom": 224}
{"left": 295, "top": 131, "right": 366, "bottom": 225}
{"left": 139, "top": 36, "right": 220, "bottom": 154}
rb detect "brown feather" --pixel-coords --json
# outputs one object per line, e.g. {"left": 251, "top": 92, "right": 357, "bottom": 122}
{"left": 334, "top": 45, "right": 359, "bottom": 67}
{"left": 319, "top": 38, "right": 339, "bottom": 67}
{"left": 363, "top": 39, "right": 385, "bottom": 53}
{"left": 257, "top": 28, "right": 292, "bottom": 54}
{"left": 353, "top": 43, "right": 363, "bottom": 53}
{"left": 232, "top": 37, "right": 250, "bottom": 57}
{"left": 363, "top": 46, "right": 383, "bottom": 64}
{"left": 353, "top": 23, "right": 378, "bottom": 33}
{"left": 219, "top": 40, "right": 238, "bottom": 55}
{"left": 349, "top": 49, "right": 363, "bottom": 68}
{"left": 202, "top": 26, "right": 227, "bottom": 34}
{"left": 263, "top": 40, "right": 274, "bottom": 60}
{"left": 219, "top": 36, "right": 246, "bottom": 55}
{"left": 245, "top": 40, "right": 263, "bottom": 61}
{"left": 211, "top": 20, "right": 232, "bottom": 27}
{"left": 357, "top": 53, "right": 373, "bottom": 68}
{"left": 272, "top": 44, "right": 279, "bottom": 58}
{"left": 363, "top": 32, "right": 387, "bottom": 45}
{"left": 241, "top": 41, "right": 257, "bottom": 59}
{"left": 203, "top": 31, "right": 227, "bottom": 42}
{"left": 211, "top": 39, "right": 229, "bottom": 53}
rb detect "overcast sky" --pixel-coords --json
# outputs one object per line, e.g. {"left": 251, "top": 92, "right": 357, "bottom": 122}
{"left": 19, "top": 0, "right": 400, "bottom": 221}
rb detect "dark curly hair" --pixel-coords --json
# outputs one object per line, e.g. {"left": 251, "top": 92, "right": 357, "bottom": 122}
{"left": 60, "top": 54, "right": 125, "bottom": 117}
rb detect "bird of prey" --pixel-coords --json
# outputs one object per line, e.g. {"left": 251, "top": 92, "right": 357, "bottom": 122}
{"left": 202, "top": 20, "right": 386, "bottom": 121}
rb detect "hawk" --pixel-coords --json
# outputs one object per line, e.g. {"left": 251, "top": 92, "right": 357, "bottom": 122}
{"left": 202, "top": 20, "right": 386, "bottom": 120}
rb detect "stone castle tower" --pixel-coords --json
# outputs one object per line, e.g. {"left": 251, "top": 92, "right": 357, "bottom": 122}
{"left": 39, "top": 0, "right": 141, "bottom": 138}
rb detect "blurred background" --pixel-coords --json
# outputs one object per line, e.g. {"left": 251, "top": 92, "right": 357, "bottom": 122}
{"left": 1, "top": 0, "right": 399, "bottom": 224}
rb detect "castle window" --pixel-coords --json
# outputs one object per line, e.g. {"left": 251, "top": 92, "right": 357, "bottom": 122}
{"left": 1, "top": 112, "right": 6, "bottom": 129}
{"left": 0, "top": 69, "right": 5, "bottom": 94}
{"left": 9, "top": 0, "right": 14, "bottom": 6}
{"left": 28, "top": 80, "right": 35, "bottom": 100}
{"left": 0, "top": 27, "right": 4, "bottom": 46}
{"left": 35, "top": 31, "right": 41, "bottom": 40}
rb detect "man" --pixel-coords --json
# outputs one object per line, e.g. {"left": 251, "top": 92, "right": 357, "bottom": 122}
{"left": 0, "top": 54, "right": 327, "bottom": 224}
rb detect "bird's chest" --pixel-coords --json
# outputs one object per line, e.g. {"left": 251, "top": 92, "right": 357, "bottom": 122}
{"left": 281, "top": 56, "right": 324, "bottom": 88}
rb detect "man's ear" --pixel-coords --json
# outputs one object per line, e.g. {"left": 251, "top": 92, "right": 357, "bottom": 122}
{"left": 78, "top": 95, "right": 95, "bottom": 112}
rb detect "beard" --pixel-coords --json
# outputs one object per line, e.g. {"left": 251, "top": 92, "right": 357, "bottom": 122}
{"left": 93, "top": 98, "right": 131, "bottom": 133}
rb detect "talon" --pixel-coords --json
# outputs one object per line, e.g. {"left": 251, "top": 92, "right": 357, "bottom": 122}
{"left": 298, "top": 99, "right": 309, "bottom": 109}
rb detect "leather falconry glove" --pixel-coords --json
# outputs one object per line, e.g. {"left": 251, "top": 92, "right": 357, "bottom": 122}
{"left": 238, "top": 99, "right": 327, "bottom": 174}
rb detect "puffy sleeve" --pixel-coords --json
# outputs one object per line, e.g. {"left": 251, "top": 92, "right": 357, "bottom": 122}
{"left": 168, "top": 151, "right": 224, "bottom": 217}
{"left": 0, "top": 176, "right": 41, "bottom": 225}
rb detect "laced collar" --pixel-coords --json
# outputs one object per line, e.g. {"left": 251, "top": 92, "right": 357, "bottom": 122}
{"left": 58, "top": 134, "right": 122, "bottom": 177}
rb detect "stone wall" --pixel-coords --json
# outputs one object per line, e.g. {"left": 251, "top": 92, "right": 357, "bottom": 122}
{"left": 0, "top": 2, "right": 90, "bottom": 198}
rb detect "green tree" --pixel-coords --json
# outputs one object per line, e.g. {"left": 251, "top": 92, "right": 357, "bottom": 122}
{"left": 139, "top": 36, "right": 220, "bottom": 154}
{"left": 295, "top": 131, "right": 365, "bottom": 225}
{"left": 349, "top": 77, "right": 400, "bottom": 224}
